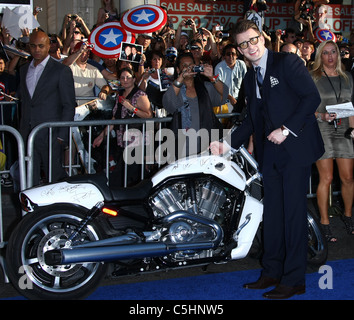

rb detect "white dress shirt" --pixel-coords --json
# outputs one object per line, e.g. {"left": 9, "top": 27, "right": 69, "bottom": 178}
{"left": 26, "top": 55, "right": 51, "bottom": 98}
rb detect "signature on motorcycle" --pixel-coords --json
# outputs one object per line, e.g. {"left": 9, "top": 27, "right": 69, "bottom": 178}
{"left": 40, "top": 184, "right": 95, "bottom": 203}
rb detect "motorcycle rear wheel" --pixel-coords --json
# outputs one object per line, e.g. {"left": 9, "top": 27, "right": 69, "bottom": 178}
{"left": 6, "top": 205, "right": 107, "bottom": 300}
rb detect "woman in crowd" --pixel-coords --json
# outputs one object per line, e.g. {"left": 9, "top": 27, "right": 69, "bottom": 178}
{"left": 94, "top": 67, "right": 152, "bottom": 187}
{"left": 162, "top": 52, "right": 228, "bottom": 158}
{"left": 311, "top": 40, "right": 354, "bottom": 241}
{"left": 96, "top": 0, "right": 119, "bottom": 26}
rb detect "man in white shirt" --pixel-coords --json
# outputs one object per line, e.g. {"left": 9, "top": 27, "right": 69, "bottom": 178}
{"left": 19, "top": 30, "right": 76, "bottom": 186}
{"left": 63, "top": 40, "right": 108, "bottom": 106}
{"left": 214, "top": 44, "right": 247, "bottom": 108}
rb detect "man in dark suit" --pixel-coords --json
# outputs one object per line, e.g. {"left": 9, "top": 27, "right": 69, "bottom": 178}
{"left": 19, "top": 30, "right": 76, "bottom": 186}
{"left": 210, "top": 20, "right": 324, "bottom": 299}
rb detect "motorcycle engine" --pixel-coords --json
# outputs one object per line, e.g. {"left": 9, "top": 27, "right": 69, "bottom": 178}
{"left": 151, "top": 180, "right": 227, "bottom": 221}
{"left": 149, "top": 179, "right": 229, "bottom": 262}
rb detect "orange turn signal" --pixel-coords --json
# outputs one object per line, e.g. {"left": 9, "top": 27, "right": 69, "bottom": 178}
{"left": 102, "top": 207, "right": 118, "bottom": 217}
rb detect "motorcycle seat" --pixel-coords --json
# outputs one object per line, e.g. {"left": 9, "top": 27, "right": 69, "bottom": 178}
{"left": 64, "top": 174, "right": 153, "bottom": 202}
{"left": 110, "top": 179, "right": 153, "bottom": 201}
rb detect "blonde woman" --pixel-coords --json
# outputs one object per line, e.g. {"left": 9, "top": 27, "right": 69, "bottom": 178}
{"left": 311, "top": 40, "right": 354, "bottom": 241}
{"left": 97, "top": 0, "right": 119, "bottom": 26}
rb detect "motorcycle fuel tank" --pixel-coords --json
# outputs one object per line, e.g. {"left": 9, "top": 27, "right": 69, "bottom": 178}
{"left": 151, "top": 154, "right": 246, "bottom": 191}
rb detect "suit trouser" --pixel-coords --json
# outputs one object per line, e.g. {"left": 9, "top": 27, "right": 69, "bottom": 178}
{"left": 261, "top": 141, "right": 311, "bottom": 287}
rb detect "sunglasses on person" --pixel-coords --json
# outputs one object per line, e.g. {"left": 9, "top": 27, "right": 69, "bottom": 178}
{"left": 238, "top": 36, "right": 260, "bottom": 49}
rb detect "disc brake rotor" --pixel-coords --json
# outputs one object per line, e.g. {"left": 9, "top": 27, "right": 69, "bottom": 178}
{"left": 37, "top": 229, "right": 82, "bottom": 277}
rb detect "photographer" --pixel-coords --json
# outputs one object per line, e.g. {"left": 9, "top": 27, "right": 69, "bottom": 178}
{"left": 162, "top": 52, "right": 228, "bottom": 157}
{"left": 138, "top": 50, "right": 167, "bottom": 115}
{"left": 62, "top": 13, "right": 90, "bottom": 55}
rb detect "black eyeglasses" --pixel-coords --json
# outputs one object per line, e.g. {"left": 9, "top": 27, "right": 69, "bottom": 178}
{"left": 50, "top": 39, "right": 58, "bottom": 44}
{"left": 238, "top": 36, "right": 260, "bottom": 49}
{"left": 226, "top": 52, "right": 237, "bottom": 57}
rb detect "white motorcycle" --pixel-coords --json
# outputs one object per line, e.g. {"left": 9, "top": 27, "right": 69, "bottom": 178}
{"left": 5, "top": 138, "right": 327, "bottom": 300}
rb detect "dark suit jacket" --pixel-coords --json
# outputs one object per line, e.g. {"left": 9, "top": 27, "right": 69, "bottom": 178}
{"left": 18, "top": 57, "right": 76, "bottom": 143}
{"left": 231, "top": 51, "right": 324, "bottom": 170}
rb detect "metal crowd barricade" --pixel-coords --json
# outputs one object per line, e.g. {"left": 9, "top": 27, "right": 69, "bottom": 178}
{"left": 0, "top": 125, "right": 27, "bottom": 283}
{"left": 26, "top": 117, "right": 174, "bottom": 188}
{"left": 25, "top": 112, "right": 327, "bottom": 197}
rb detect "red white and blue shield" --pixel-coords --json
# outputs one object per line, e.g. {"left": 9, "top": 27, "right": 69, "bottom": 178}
{"left": 314, "top": 28, "right": 337, "bottom": 43}
{"left": 120, "top": 4, "right": 167, "bottom": 34}
{"left": 89, "top": 22, "right": 136, "bottom": 59}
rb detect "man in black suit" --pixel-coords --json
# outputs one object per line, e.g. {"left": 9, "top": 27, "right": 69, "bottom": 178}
{"left": 19, "top": 30, "right": 76, "bottom": 186}
{"left": 210, "top": 20, "right": 324, "bottom": 299}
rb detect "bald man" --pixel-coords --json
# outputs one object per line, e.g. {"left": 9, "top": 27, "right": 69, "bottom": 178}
{"left": 18, "top": 30, "right": 76, "bottom": 186}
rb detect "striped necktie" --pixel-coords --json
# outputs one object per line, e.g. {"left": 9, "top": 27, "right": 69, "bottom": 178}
{"left": 255, "top": 66, "right": 263, "bottom": 89}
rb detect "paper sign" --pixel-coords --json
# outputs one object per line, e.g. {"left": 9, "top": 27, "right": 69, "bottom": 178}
{"left": 326, "top": 102, "right": 354, "bottom": 119}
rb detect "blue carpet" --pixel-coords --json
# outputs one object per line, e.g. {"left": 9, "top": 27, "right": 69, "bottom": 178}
{"left": 87, "top": 259, "right": 354, "bottom": 300}
{"left": 2, "top": 259, "right": 353, "bottom": 300}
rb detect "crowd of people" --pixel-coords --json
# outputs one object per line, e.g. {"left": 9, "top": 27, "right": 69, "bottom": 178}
{"left": 0, "top": 1, "right": 353, "bottom": 236}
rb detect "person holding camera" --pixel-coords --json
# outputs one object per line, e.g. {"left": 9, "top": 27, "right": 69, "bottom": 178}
{"left": 162, "top": 52, "right": 228, "bottom": 158}
{"left": 94, "top": 67, "right": 152, "bottom": 187}
{"left": 311, "top": 40, "right": 354, "bottom": 241}
{"left": 62, "top": 13, "right": 91, "bottom": 55}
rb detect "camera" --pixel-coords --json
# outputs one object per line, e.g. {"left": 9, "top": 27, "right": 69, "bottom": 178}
{"left": 217, "top": 32, "right": 230, "bottom": 38}
{"left": 299, "top": 0, "right": 315, "bottom": 21}
{"left": 148, "top": 68, "right": 156, "bottom": 74}
{"left": 185, "top": 19, "right": 193, "bottom": 26}
{"left": 215, "top": 26, "right": 223, "bottom": 31}
{"left": 193, "top": 65, "right": 204, "bottom": 73}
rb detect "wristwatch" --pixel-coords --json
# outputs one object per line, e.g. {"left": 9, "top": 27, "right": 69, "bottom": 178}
{"left": 281, "top": 125, "right": 289, "bottom": 137}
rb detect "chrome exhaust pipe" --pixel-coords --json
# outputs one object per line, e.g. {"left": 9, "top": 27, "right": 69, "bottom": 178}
{"left": 45, "top": 241, "right": 215, "bottom": 265}
{"left": 44, "top": 211, "right": 223, "bottom": 266}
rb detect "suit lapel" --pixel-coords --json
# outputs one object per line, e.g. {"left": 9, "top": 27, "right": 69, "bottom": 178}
{"left": 32, "top": 57, "right": 54, "bottom": 100}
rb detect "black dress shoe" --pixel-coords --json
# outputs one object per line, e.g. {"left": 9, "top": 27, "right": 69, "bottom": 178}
{"left": 263, "top": 284, "right": 305, "bottom": 299}
{"left": 243, "top": 276, "right": 279, "bottom": 289}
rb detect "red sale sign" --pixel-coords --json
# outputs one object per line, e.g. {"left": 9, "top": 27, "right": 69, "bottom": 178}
{"left": 160, "top": 0, "right": 353, "bottom": 38}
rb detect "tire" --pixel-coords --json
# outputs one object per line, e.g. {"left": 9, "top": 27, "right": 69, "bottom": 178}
{"left": 6, "top": 205, "right": 107, "bottom": 300}
{"left": 307, "top": 208, "right": 328, "bottom": 269}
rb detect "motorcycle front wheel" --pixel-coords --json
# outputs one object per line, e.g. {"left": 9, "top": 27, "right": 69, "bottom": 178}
{"left": 6, "top": 205, "right": 107, "bottom": 300}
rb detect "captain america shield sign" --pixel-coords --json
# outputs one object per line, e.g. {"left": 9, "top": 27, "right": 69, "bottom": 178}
{"left": 89, "top": 22, "right": 135, "bottom": 59}
{"left": 314, "top": 28, "right": 337, "bottom": 42}
{"left": 120, "top": 4, "right": 167, "bottom": 34}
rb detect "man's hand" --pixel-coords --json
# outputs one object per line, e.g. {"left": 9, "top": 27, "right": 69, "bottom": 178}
{"left": 267, "top": 128, "right": 287, "bottom": 145}
{"left": 209, "top": 141, "right": 230, "bottom": 155}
